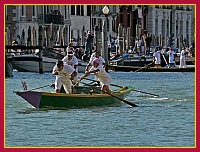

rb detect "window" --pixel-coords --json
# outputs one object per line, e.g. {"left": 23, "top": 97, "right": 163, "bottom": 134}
{"left": 44, "top": 5, "right": 46, "bottom": 14}
{"left": 81, "top": 5, "right": 84, "bottom": 16}
{"left": 92, "top": 6, "right": 96, "bottom": 12}
{"left": 71, "top": 5, "right": 75, "bottom": 15}
{"left": 186, "top": 20, "right": 189, "bottom": 45}
{"left": 21, "top": 5, "right": 25, "bottom": 16}
{"left": 113, "top": 6, "right": 116, "bottom": 13}
{"left": 143, "top": 15, "right": 147, "bottom": 30}
{"left": 155, "top": 18, "right": 158, "bottom": 35}
{"left": 120, "top": 14, "right": 123, "bottom": 23}
{"left": 92, "top": 18, "right": 96, "bottom": 28}
{"left": 176, "top": 20, "right": 178, "bottom": 36}
{"left": 71, "top": 30, "right": 74, "bottom": 41}
{"left": 180, "top": 20, "right": 183, "bottom": 35}
{"left": 186, "top": 20, "right": 189, "bottom": 36}
{"left": 87, "top": 5, "right": 91, "bottom": 16}
{"left": 64, "top": 5, "right": 67, "bottom": 19}
{"left": 32, "top": 6, "right": 36, "bottom": 17}
{"left": 166, "top": 20, "right": 169, "bottom": 36}
{"left": 127, "top": 14, "right": 131, "bottom": 27}
{"left": 107, "top": 18, "right": 109, "bottom": 31}
{"left": 76, "top": 5, "right": 80, "bottom": 15}
{"left": 112, "top": 19, "right": 116, "bottom": 32}
{"left": 186, "top": 6, "right": 191, "bottom": 11}
{"left": 162, "top": 19, "right": 165, "bottom": 36}
{"left": 185, "top": 21, "right": 189, "bottom": 46}
{"left": 99, "top": 18, "right": 102, "bottom": 31}
{"left": 47, "top": 5, "right": 50, "bottom": 13}
{"left": 128, "top": 6, "right": 132, "bottom": 13}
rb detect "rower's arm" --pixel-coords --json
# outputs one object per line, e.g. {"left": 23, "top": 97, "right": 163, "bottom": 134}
{"left": 81, "top": 69, "right": 99, "bottom": 80}
{"left": 52, "top": 70, "right": 59, "bottom": 75}
{"left": 70, "top": 71, "right": 77, "bottom": 80}
{"left": 85, "top": 63, "right": 91, "bottom": 72}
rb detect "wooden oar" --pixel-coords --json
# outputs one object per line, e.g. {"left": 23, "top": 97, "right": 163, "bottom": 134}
{"left": 80, "top": 77, "right": 159, "bottom": 97}
{"left": 134, "top": 61, "right": 154, "bottom": 72}
{"left": 132, "top": 89, "right": 159, "bottom": 97}
{"left": 79, "top": 81, "right": 138, "bottom": 107}
{"left": 29, "top": 84, "right": 52, "bottom": 91}
{"left": 161, "top": 53, "right": 169, "bottom": 68}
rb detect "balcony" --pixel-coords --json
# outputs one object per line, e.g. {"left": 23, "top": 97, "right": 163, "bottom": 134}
{"left": 38, "top": 11, "right": 64, "bottom": 25}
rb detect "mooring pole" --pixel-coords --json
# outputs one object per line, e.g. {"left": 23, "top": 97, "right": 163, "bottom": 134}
{"left": 39, "top": 48, "right": 43, "bottom": 74}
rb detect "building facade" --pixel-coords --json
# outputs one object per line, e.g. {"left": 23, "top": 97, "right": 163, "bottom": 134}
{"left": 5, "top": 5, "right": 195, "bottom": 51}
{"left": 117, "top": 5, "right": 195, "bottom": 49}
{"left": 147, "top": 5, "right": 194, "bottom": 48}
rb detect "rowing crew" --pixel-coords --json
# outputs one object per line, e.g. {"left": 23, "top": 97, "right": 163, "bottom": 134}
{"left": 52, "top": 57, "right": 111, "bottom": 94}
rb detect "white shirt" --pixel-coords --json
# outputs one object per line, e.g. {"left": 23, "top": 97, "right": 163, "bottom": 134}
{"left": 89, "top": 65, "right": 111, "bottom": 82}
{"left": 180, "top": 50, "right": 186, "bottom": 59}
{"left": 135, "top": 40, "right": 142, "bottom": 48}
{"left": 62, "top": 55, "right": 78, "bottom": 67}
{"left": 53, "top": 64, "right": 75, "bottom": 79}
{"left": 153, "top": 51, "right": 161, "bottom": 64}
{"left": 89, "top": 54, "right": 105, "bottom": 65}
{"left": 168, "top": 50, "right": 175, "bottom": 63}
{"left": 73, "top": 41, "right": 78, "bottom": 46}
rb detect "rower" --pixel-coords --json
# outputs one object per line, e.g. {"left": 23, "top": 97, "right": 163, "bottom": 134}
{"left": 52, "top": 60, "right": 77, "bottom": 94}
{"left": 81, "top": 58, "right": 112, "bottom": 94}
{"left": 62, "top": 49, "right": 79, "bottom": 84}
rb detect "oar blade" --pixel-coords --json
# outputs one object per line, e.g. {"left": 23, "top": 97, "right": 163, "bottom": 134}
{"left": 133, "top": 89, "right": 159, "bottom": 97}
{"left": 123, "top": 99, "right": 138, "bottom": 107}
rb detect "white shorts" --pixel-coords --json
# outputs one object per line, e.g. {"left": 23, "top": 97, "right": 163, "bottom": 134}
{"left": 55, "top": 77, "right": 72, "bottom": 94}
{"left": 155, "top": 60, "right": 161, "bottom": 65}
{"left": 99, "top": 77, "right": 112, "bottom": 87}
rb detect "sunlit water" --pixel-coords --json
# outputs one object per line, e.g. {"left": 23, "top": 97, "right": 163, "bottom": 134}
{"left": 5, "top": 71, "right": 195, "bottom": 147}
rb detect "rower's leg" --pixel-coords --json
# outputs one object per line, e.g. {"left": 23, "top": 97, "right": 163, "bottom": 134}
{"left": 55, "top": 77, "right": 62, "bottom": 93}
{"left": 102, "top": 85, "right": 111, "bottom": 94}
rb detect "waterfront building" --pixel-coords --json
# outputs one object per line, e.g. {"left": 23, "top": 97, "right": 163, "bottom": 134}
{"left": 117, "top": 5, "right": 195, "bottom": 49}
{"left": 5, "top": 5, "right": 119, "bottom": 48}
{"left": 5, "top": 5, "right": 195, "bottom": 51}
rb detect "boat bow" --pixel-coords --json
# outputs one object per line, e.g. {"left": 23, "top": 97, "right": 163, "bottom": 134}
{"left": 15, "top": 91, "right": 42, "bottom": 108}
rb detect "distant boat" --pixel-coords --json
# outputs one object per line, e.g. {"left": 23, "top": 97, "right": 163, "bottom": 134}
{"left": 109, "top": 53, "right": 195, "bottom": 67}
{"left": 14, "top": 85, "right": 134, "bottom": 109}
{"left": 5, "top": 57, "right": 13, "bottom": 77}
{"left": 110, "top": 53, "right": 154, "bottom": 67}
{"left": 7, "top": 54, "right": 87, "bottom": 73}
{"left": 7, "top": 54, "right": 58, "bottom": 73}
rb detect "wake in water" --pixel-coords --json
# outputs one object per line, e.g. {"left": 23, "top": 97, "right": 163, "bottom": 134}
{"left": 148, "top": 97, "right": 169, "bottom": 100}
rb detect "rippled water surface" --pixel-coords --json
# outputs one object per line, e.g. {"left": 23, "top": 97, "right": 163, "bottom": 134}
{"left": 5, "top": 71, "right": 195, "bottom": 147}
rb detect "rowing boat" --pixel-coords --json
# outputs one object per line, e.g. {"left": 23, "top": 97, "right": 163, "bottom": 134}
{"left": 14, "top": 86, "right": 134, "bottom": 109}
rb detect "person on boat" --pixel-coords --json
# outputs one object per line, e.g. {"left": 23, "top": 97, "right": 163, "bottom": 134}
{"left": 64, "top": 43, "right": 73, "bottom": 56}
{"left": 52, "top": 60, "right": 77, "bottom": 94}
{"left": 62, "top": 50, "right": 79, "bottom": 84}
{"left": 167, "top": 47, "right": 176, "bottom": 68}
{"left": 145, "top": 34, "right": 152, "bottom": 56}
{"left": 85, "top": 51, "right": 106, "bottom": 72}
{"left": 134, "top": 37, "right": 142, "bottom": 55}
{"left": 179, "top": 48, "right": 187, "bottom": 68}
{"left": 153, "top": 47, "right": 161, "bottom": 68}
{"left": 85, "top": 31, "right": 94, "bottom": 56}
{"left": 81, "top": 58, "right": 111, "bottom": 94}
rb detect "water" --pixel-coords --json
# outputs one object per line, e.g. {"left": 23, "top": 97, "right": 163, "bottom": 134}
{"left": 5, "top": 71, "right": 195, "bottom": 147}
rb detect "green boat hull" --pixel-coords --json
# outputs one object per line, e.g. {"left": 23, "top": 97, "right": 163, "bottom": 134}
{"left": 15, "top": 86, "right": 134, "bottom": 109}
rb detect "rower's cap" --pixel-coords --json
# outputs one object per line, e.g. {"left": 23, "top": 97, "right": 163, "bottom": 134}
{"left": 95, "top": 52, "right": 101, "bottom": 55}
{"left": 67, "top": 51, "right": 73, "bottom": 56}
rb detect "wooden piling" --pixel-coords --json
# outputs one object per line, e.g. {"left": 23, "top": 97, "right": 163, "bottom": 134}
{"left": 39, "top": 48, "right": 43, "bottom": 74}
